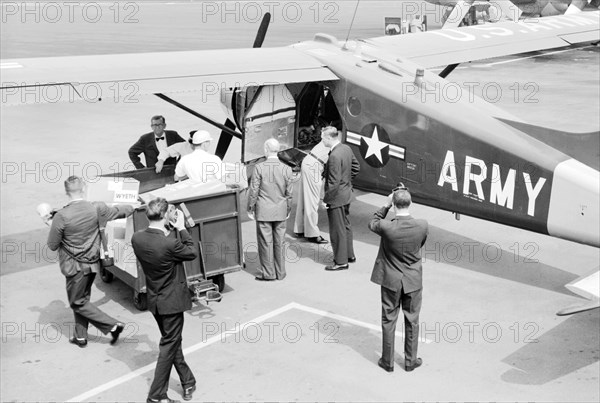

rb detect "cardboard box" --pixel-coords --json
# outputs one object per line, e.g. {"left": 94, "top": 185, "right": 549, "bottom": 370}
{"left": 86, "top": 177, "right": 140, "bottom": 206}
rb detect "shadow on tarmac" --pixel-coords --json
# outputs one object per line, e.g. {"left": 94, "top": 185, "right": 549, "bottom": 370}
{"left": 4, "top": 193, "right": 582, "bottom": 299}
{"left": 501, "top": 309, "right": 600, "bottom": 384}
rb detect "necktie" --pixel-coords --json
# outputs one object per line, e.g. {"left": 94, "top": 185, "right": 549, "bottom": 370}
{"left": 156, "top": 137, "right": 164, "bottom": 142}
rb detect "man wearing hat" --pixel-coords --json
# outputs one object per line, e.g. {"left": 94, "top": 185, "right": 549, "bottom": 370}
{"left": 155, "top": 130, "right": 197, "bottom": 174}
{"left": 174, "top": 130, "right": 223, "bottom": 183}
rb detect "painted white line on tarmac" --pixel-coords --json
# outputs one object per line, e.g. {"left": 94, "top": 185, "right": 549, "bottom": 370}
{"left": 291, "top": 302, "right": 434, "bottom": 344}
{"left": 0, "top": 62, "right": 23, "bottom": 69}
{"left": 66, "top": 302, "right": 297, "bottom": 402}
{"left": 67, "top": 301, "right": 430, "bottom": 402}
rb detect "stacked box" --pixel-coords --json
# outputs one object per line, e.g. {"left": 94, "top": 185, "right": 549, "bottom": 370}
{"left": 86, "top": 177, "right": 140, "bottom": 206}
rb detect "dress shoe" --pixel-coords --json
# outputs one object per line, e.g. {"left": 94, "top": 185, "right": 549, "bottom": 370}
{"left": 294, "top": 232, "right": 304, "bottom": 238}
{"left": 405, "top": 357, "right": 423, "bottom": 372}
{"left": 255, "top": 276, "right": 276, "bottom": 281}
{"left": 182, "top": 385, "right": 196, "bottom": 401}
{"left": 146, "top": 397, "right": 180, "bottom": 403}
{"left": 378, "top": 358, "right": 394, "bottom": 372}
{"left": 69, "top": 337, "right": 87, "bottom": 348}
{"left": 348, "top": 257, "right": 356, "bottom": 263}
{"left": 324, "top": 263, "right": 349, "bottom": 271}
{"left": 110, "top": 323, "right": 125, "bottom": 345}
{"left": 307, "top": 236, "right": 328, "bottom": 244}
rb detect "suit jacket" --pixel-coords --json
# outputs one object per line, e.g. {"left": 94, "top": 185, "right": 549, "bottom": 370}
{"left": 323, "top": 143, "right": 360, "bottom": 208}
{"left": 131, "top": 228, "right": 198, "bottom": 315}
{"left": 128, "top": 130, "right": 184, "bottom": 169}
{"left": 247, "top": 157, "right": 293, "bottom": 222}
{"left": 47, "top": 201, "right": 133, "bottom": 277}
{"left": 368, "top": 206, "right": 428, "bottom": 293}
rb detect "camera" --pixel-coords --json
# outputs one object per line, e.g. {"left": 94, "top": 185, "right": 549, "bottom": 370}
{"left": 164, "top": 204, "right": 179, "bottom": 231}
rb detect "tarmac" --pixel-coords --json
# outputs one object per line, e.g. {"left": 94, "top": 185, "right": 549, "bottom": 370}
{"left": 1, "top": 1, "right": 599, "bottom": 402}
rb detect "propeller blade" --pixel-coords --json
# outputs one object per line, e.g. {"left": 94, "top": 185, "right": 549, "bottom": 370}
{"left": 215, "top": 12, "right": 271, "bottom": 160}
{"left": 215, "top": 119, "right": 237, "bottom": 159}
{"left": 253, "top": 12, "right": 271, "bottom": 48}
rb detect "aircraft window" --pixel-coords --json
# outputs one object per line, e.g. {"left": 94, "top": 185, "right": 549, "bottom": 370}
{"left": 347, "top": 97, "right": 361, "bottom": 117}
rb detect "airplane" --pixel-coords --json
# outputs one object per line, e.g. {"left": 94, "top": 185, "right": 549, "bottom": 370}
{"left": 425, "top": 0, "right": 600, "bottom": 28}
{"left": 1, "top": 11, "right": 599, "bottom": 315}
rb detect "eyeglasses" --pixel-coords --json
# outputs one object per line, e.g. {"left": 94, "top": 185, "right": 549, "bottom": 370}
{"left": 151, "top": 123, "right": 164, "bottom": 127}
{"left": 393, "top": 182, "right": 409, "bottom": 192}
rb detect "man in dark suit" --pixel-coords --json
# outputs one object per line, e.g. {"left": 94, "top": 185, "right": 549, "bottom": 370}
{"left": 47, "top": 176, "right": 133, "bottom": 347}
{"left": 128, "top": 115, "right": 185, "bottom": 169}
{"left": 131, "top": 198, "right": 198, "bottom": 403}
{"left": 321, "top": 126, "right": 360, "bottom": 271}
{"left": 247, "top": 138, "right": 293, "bottom": 281}
{"left": 368, "top": 185, "right": 428, "bottom": 373}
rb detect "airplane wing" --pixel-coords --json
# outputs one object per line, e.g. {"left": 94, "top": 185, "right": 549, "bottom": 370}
{"left": 1, "top": 11, "right": 598, "bottom": 105}
{"left": 0, "top": 47, "right": 339, "bottom": 105}
{"left": 362, "top": 11, "right": 599, "bottom": 68}
{"left": 556, "top": 269, "right": 600, "bottom": 315}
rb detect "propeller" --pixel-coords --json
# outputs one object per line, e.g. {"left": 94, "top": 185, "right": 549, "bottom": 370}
{"left": 214, "top": 12, "right": 271, "bottom": 160}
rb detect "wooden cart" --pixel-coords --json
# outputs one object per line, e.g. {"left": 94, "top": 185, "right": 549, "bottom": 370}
{"left": 99, "top": 167, "right": 244, "bottom": 310}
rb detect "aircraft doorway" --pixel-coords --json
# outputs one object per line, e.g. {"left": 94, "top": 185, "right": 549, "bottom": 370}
{"left": 294, "top": 82, "right": 341, "bottom": 150}
{"left": 233, "top": 82, "right": 342, "bottom": 164}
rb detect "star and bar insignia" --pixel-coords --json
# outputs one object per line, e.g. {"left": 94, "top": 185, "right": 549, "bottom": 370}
{"left": 346, "top": 123, "right": 405, "bottom": 168}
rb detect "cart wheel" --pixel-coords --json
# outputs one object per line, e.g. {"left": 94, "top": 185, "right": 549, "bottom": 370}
{"left": 133, "top": 290, "right": 148, "bottom": 311}
{"left": 100, "top": 267, "right": 114, "bottom": 283}
{"left": 213, "top": 274, "right": 225, "bottom": 292}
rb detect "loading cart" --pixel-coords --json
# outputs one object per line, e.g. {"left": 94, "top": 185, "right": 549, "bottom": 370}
{"left": 97, "top": 167, "right": 244, "bottom": 310}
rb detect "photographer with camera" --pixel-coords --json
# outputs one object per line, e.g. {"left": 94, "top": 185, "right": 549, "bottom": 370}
{"left": 46, "top": 176, "right": 134, "bottom": 348}
{"left": 131, "top": 198, "right": 198, "bottom": 403}
{"left": 368, "top": 183, "right": 428, "bottom": 373}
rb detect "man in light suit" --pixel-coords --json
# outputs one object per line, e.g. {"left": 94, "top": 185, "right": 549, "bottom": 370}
{"left": 247, "top": 138, "right": 293, "bottom": 281}
{"left": 368, "top": 185, "right": 428, "bottom": 373}
{"left": 131, "top": 198, "right": 198, "bottom": 403}
{"left": 47, "top": 176, "right": 133, "bottom": 347}
{"left": 128, "top": 115, "right": 185, "bottom": 169}
{"left": 321, "top": 126, "right": 360, "bottom": 271}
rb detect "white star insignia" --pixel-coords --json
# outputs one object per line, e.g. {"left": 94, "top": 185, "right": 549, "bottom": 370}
{"left": 346, "top": 126, "right": 406, "bottom": 162}
{"left": 363, "top": 126, "right": 388, "bottom": 163}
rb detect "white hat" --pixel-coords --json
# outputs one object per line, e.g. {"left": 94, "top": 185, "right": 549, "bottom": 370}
{"left": 191, "top": 130, "right": 213, "bottom": 145}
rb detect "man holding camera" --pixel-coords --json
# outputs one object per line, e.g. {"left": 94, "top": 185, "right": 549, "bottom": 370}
{"left": 131, "top": 198, "right": 198, "bottom": 403}
{"left": 368, "top": 185, "right": 428, "bottom": 373}
{"left": 47, "top": 176, "right": 133, "bottom": 348}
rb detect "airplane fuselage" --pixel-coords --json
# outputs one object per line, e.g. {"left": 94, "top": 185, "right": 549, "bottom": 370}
{"left": 291, "top": 34, "right": 599, "bottom": 247}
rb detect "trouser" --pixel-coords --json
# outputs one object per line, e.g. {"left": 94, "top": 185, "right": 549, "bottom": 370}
{"left": 65, "top": 271, "right": 116, "bottom": 339}
{"left": 149, "top": 312, "right": 196, "bottom": 400}
{"left": 327, "top": 204, "right": 354, "bottom": 265}
{"left": 380, "top": 286, "right": 422, "bottom": 366}
{"left": 256, "top": 220, "right": 287, "bottom": 280}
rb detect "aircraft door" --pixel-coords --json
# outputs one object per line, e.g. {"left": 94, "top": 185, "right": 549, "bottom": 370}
{"left": 242, "top": 84, "right": 296, "bottom": 162}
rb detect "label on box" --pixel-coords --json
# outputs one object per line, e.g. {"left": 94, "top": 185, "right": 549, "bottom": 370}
{"left": 114, "top": 190, "right": 138, "bottom": 203}
{"left": 107, "top": 181, "right": 123, "bottom": 191}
